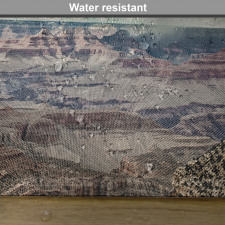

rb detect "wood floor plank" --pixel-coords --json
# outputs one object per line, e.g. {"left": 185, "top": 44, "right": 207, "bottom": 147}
{"left": 0, "top": 197, "right": 224, "bottom": 225}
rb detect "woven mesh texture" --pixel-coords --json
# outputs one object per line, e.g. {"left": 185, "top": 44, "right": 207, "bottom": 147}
{"left": 0, "top": 18, "right": 224, "bottom": 196}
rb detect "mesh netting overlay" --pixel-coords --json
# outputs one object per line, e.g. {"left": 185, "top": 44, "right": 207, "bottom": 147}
{"left": 0, "top": 18, "right": 224, "bottom": 197}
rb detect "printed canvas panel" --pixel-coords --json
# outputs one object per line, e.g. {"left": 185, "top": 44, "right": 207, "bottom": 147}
{"left": 0, "top": 18, "right": 224, "bottom": 197}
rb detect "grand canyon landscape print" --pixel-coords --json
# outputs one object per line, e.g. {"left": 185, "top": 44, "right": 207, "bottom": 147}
{"left": 0, "top": 18, "right": 224, "bottom": 197}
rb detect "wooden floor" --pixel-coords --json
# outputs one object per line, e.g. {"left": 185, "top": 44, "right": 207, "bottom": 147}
{"left": 0, "top": 197, "right": 224, "bottom": 225}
